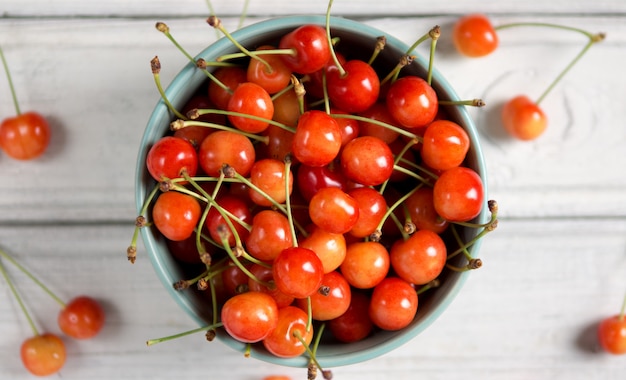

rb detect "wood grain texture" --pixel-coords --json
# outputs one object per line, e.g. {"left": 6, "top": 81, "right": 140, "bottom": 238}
{"left": 1, "top": 1, "right": 625, "bottom": 379}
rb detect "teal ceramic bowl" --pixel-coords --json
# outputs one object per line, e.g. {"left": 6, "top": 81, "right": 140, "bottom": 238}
{"left": 135, "top": 15, "right": 489, "bottom": 368}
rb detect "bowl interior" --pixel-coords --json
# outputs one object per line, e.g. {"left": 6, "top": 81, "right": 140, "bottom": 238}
{"left": 135, "top": 15, "right": 488, "bottom": 368}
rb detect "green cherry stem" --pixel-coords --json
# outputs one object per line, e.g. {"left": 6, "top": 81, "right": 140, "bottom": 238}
{"left": 146, "top": 322, "right": 223, "bottom": 346}
{"left": 439, "top": 98, "right": 486, "bottom": 107}
{"left": 325, "top": 0, "right": 346, "bottom": 77}
{"left": 170, "top": 119, "right": 271, "bottom": 144}
{"left": 128, "top": 182, "right": 161, "bottom": 263}
{"left": 379, "top": 138, "right": 419, "bottom": 194}
{"left": 0, "top": 248, "right": 66, "bottom": 308}
{"left": 416, "top": 279, "right": 440, "bottom": 295}
{"left": 238, "top": 0, "right": 250, "bottom": 30}
{"left": 283, "top": 155, "right": 300, "bottom": 246}
{"left": 217, "top": 48, "right": 296, "bottom": 63}
{"left": 188, "top": 108, "right": 297, "bottom": 134}
{"left": 330, "top": 113, "right": 420, "bottom": 141}
{"left": 0, "top": 44, "right": 21, "bottom": 115}
{"left": 426, "top": 25, "right": 440, "bottom": 86}
{"left": 368, "top": 36, "right": 387, "bottom": 66}
{"left": 373, "top": 184, "right": 422, "bottom": 241}
{"left": 494, "top": 22, "right": 605, "bottom": 105}
{"left": 151, "top": 56, "right": 187, "bottom": 120}
{"left": 0, "top": 258, "right": 40, "bottom": 336}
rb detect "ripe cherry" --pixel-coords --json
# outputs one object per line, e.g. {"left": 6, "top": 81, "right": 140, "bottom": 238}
{"left": 295, "top": 270, "right": 351, "bottom": 321}
{"left": 246, "top": 209, "right": 294, "bottom": 262}
{"left": 278, "top": 24, "right": 331, "bottom": 75}
{"left": 20, "top": 333, "right": 67, "bottom": 376}
{"left": 369, "top": 277, "right": 418, "bottom": 331}
{"left": 220, "top": 291, "right": 278, "bottom": 343}
{"left": 390, "top": 230, "right": 447, "bottom": 285}
{"left": 208, "top": 66, "right": 247, "bottom": 110}
{"left": 421, "top": 119, "right": 470, "bottom": 171}
{"left": 152, "top": 191, "right": 201, "bottom": 241}
{"left": 248, "top": 158, "right": 293, "bottom": 207}
{"left": 299, "top": 225, "right": 347, "bottom": 274}
{"left": 404, "top": 187, "right": 449, "bottom": 234}
{"left": 296, "top": 163, "right": 346, "bottom": 203}
{"left": 205, "top": 194, "right": 251, "bottom": 247}
{"left": 0, "top": 45, "right": 51, "bottom": 160}
{"left": 227, "top": 82, "right": 274, "bottom": 134}
{"left": 308, "top": 187, "right": 359, "bottom": 235}
{"left": 198, "top": 130, "right": 256, "bottom": 177}
{"left": 326, "top": 59, "right": 380, "bottom": 113}
{"left": 340, "top": 136, "right": 394, "bottom": 186}
{"left": 340, "top": 241, "right": 390, "bottom": 289}
{"left": 433, "top": 166, "right": 484, "bottom": 222}
{"left": 247, "top": 45, "right": 293, "bottom": 94}
{"left": 347, "top": 187, "right": 387, "bottom": 238}
{"left": 452, "top": 14, "right": 499, "bottom": 57}
{"left": 58, "top": 296, "right": 106, "bottom": 339}
{"left": 272, "top": 246, "right": 324, "bottom": 299}
{"left": 386, "top": 75, "right": 438, "bottom": 129}
{"left": 501, "top": 95, "right": 547, "bottom": 140}
{"left": 247, "top": 263, "right": 295, "bottom": 309}
{"left": 146, "top": 136, "right": 198, "bottom": 181}
{"left": 598, "top": 294, "right": 626, "bottom": 355}
{"left": 262, "top": 306, "right": 313, "bottom": 358}
{"left": 327, "top": 291, "right": 373, "bottom": 343}
{"left": 292, "top": 110, "right": 342, "bottom": 167}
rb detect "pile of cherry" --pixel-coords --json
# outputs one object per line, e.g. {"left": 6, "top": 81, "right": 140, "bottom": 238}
{"left": 133, "top": 18, "right": 498, "bottom": 371}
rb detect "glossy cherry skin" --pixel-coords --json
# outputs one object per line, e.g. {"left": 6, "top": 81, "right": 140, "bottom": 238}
{"left": 326, "top": 60, "right": 380, "bottom": 113}
{"left": 208, "top": 66, "right": 247, "bottom": 110}
{"left": 433, "top": 166, "right": 484, "bottom": 222}
{"left": 328, "top": 291, "right": 373, "bottom": 343}
{"left": 272, "top": 246, "right": 324, "bottom": 299}
{"left": 146, "top": 136, "right": 198, "bottom": 181}
{"left": 340, "top": 135, "right": 394, "bottom": 186}
{"left": 247, "top": 263, "right": 295, "bottom": 309}
{"left": 369, "top": 277, "right": 418, "bottom": 331}
{"left": 58, "top": 296, "right": 106, "bottom": 339}
{"left": 20, "top": 333, "right": 66, "bottom": 376}
{"left": 308, "top": 187, "right": 360, "bottom": 234}
{"left": 404, "top": 187, "right": 449, "bottom": 234}
{"left": 220, "top": 291, "right": 278, "bottom": 343}
{"left": 452, "top": 14, "right": 499, "bottom": 57}
{"left": 598, "top": 315, "right": 626, "bottom": 355}
{"left": 198, "top": 130, "right": 255, "bottom": 177}
{"left": 421, "top": 119, "right": 470, "bottom": 171}
{"left": 247, "top": 45, "right": 293, "bottom": 94}
{"left": 501, "top": 95, "right": 547, "bottom": 140}
{"left": 347, "top": 187, "right": 387, "bottom": 238}
{"left": 205, "top": 195, "right": 251, "bottom": 247}
{"left": 292, "top": 110, "right": 342, "bottom": 167}
{"left": 227, "top": 82, "right": 274, "bottom": 134}
{"left": 0, "top": 111, "right": 51, "bottom": 160}
{"left": 246, "top": 210, "right": 294, "bottom": 262}
{"left": 296, "top": 163, "right": 346, "bottom": 203}
{"left": 295, "top": 270, "right": 351, "bottom": 321}
{"left": 340, "top": 241, "right": 390, "bottom": 289}
{"left": 152, "top": 191, "right": 201, "bottom": 241}
{"left": 358, "top": 102, "right": 400, "bottom": 144}
{"left": 262, "top": 306, "right": 313, "bottom": 358}
{"left": 390, "top": 229, "right": 447, "bottom": 285}
{"left": 299, "top": 225, "right": 347, "bottom": 274}
{"left": 386, "top": 76, "right": 438, "bottom": 129}
{"left": 248, "top": 158, "right": 293, "bottom": 207}
{"left": 278, "top": 24, "right": 331, "bottom": 75}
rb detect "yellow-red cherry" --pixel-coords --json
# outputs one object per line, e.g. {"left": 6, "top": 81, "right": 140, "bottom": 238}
{"left": 58, "top": 296, "right": 106, "bottom": 340}
{"left": 0, "top": 111, "right": 51, "bottom": 160}
{"left": 452, "top": 14, "right": 499, "bottom": 57}
{"left": 152, "top": 191, "right": 201, "bottom": 241}
{"left": 501, "top": 95, "right": 548, "bottom": 140}
{"left": 221, "top": 291, "right": 278, "bottom": 343}
{"left": 20, "top": 333, "right": 66, "bottom": 377}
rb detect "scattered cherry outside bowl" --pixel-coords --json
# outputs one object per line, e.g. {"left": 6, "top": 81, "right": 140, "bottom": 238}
{"left": 135, "top": 15, "right": 490, "bottom": 368}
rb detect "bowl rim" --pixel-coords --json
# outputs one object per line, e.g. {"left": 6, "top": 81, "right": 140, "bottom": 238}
{"left": 135, "top": 14, "right": 489, "bottom": 368}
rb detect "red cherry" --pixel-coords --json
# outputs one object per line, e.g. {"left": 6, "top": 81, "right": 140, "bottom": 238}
{"left": 220, "top": 291, "right": 278, "bottom": 343}
{"left": 306, "top": 52, "right": 347, "bottom": 99}
{"left": 278, "top": 24, "right": 331, "bottom": 75}
{"left": 198, "top": 130, "right": 256, "bottom": 177}
{"left": 404, "top": 187, "right": 449, "bottom": 234}
{"left": 327, "top": 291, "right": 373, "bottom": 343}
{"left": 295, "top": 271, "right": 351, "bottom": 321}
{"left": 20, "top": 333, "right": 66, "bottom": 376}
{"left": 358, "top": 102, "right": 400, "bottom": 144}
{"left": 262, "top": 306, "right": 313, "bottom": 358}
{"left": 340, "top": 135, "right": 394, "bottom": 186}
{"left": 390, "top": 230, "right": 447, "bottom": 285}
{"left": 421, "top": 119, "right": 470, "bottom": 171}
{"left": 146, "top": 136, "right": 198, "bottom": 181}
{"left": 221, "top": 260, "right": 253, "bottom": 297}
{"left": 347, "top": 187, "right": 387, "bottom": 238}
{"left": 299, "top": 225, "right": 347, "bottom": 274}
{"left": 208, "top": 66, "right": 247, "bottom": 110}
{"left": 331, "top": 108, "right": 360, "bottom": 147}
{"left": 227, "top": 82, "right": 274, "bottom": 134}
{"left": 326, "top": 60, "right": 380, "bottom": 113}
{"left": 501, "top": 95, "right": 547, "bottom": 140}
{"left": 386, "top": 76, "right": 438, "bottom": 129}
{"left": 0, "top": 111, "right": 51, "bottom": 160}
{"left": 340, "top": 241, "right": 390, "bottom": 289}
{"left": 272, "top": 246, "right": 324, "bottom": 299}
{"left": 598, "top": 315, "right": 626, "bottom": 355}
{"left": 152, "top": 191, "right": 201, "bottom": 241}
{"left": 452, "top": 14, "right": 499, "bottom": 57}
{"left": 166, "top": 232, "right": 204, "bottom": 264}
{"left": 248, "top": 158, "right": 293, "bottom": 207}
{"left": 296, "top": 163, "right": 346, "bottom": 203}
{"left": 433, "top": 166, "right": 484, "bottom": 222}
{"left": 292, "top": 110, "right": 342, "bottom": 167}
{"left": 247, "top": 263, "right": 295, "bottom": 308}
{"left": 369, "top": 277, "right": 418, "bottom": 331}
{"left": 205, "top": 194, "right": 251, "bottom": 247}
{"left": 308, "top": 187, "right": 359, "bottom": 234}
{"left": 58, "top": 296, "right": 106, "bottom": 339}
{"left": 247, "top": 45, "right": 293, "bottom": 94}
{"left": 246, "top": 210, "right": 294, "bottom": 262}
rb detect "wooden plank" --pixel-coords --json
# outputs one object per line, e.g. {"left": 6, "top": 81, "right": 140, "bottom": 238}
{"left": 0, "top": 16, "right": 624, "bottom": 223}
{"left": 1, "top": 0, "right": 625, "bottom": 17}
{"left": 1, "top": 219, "right": 625, "bottom": 379}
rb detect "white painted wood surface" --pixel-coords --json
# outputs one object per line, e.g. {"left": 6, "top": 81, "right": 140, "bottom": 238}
{"left": 1, "top": 1, "right": 625, "bottom": 379}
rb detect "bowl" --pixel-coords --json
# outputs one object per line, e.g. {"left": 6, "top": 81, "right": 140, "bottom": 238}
{"left": 135, "top": 15, "right": 489, "bottom": 368}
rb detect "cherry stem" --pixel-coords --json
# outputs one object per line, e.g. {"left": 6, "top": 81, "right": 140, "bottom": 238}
{"left": 368, "top": 36, "right": 387, "bottom": 65}
{"left": 203, "top": 0, "right": 221, "bottom": 39}
{"left": 188, "top": 108, "right": 296, "bottom": 133}
{"left": 0, "top": 44, "right": 21, "bottom": 115}
{"left": 494, "top": 22, "right": 604, "bottom": 105}
{"left": 146, "top": 322, "right": 223, "bottom": 346}
{"left": 427, "top": 25, "right": 440, "bottom": 86}
{"left": 0, "top": 257, "right": 39, "bottom": 336}
{"left": 330, "top": 113, "right": 420, "bottom": 141}
{"left": 207, "top": 16, "right": 273, "bottom": 73}
{"left": 0, "top": 248, "right": 66, "bottom": 308}
{"left": 217, "top": 227, "right": 273, "bottom": 288}
{"left": 447, "top": 202, "right": 498, "bottom": 261}
{"left": 325, "top": 0, "right": 346, "bottom": 77}
{"left": 155, "top": 22, "right": 232, "bottom": 94}
{"left": 379, "top": 138, "right": 419, "bottom": 194}
{"left": 238, "top": 0, "right": 250, "bottom": 30}
{"left": 416, "top": 279, "right": 440, "bottom": 295}
{"left": 151, "top": 56, "right": 187, "bottom": 120}
{"left": 375, "top": 184, "right": 422, "bottom": 241}
{"left": 618, "top": 292, "right": 626, "bottom": 322}
{"left": 217, "top": 48, "right": 296, "bottom": 63}
{"left": 293, "top": 330, "right": 331, "bottom": 380}
{"left": 439, "top": 99, "right": 486, "bottom": 107}
{"left": 128, "top": 182, "right": 161, "bottom": 263}
{"left": 171, "top": 119, "right": 272, "bottom": 144}
{"left": 283, "top": 156, "right": 300, "bottom": 246}
{"left": 380, "top": 54, "right": 414, "bottom": 86}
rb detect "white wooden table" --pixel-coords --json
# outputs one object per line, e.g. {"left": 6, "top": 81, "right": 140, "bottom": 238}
{"left": 1, "top": 1, "right": 625, "bottom": 379}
